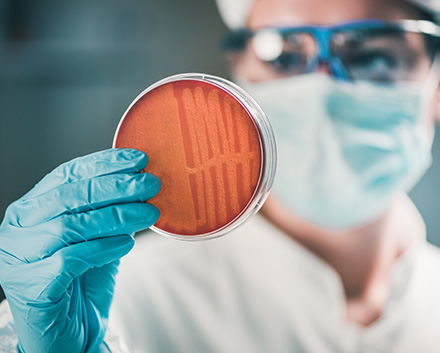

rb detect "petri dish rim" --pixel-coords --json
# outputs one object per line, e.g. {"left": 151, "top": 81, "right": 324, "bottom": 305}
{"left": 113, "top": 72, "right": 277, "bottom": 241}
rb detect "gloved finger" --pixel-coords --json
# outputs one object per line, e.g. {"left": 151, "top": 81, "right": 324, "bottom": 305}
{"left": 8, "top": 172, "right": 161, "bottom": 227}
{"left": 2, "top": 235, "right": 135, "bottom": 303}
{"left": 46, "top": 235, "right": 135, "bottom": 302}
{"left": 3, "top": 203, "right": 159, "bottom": 263}
{"left": 82, "top": 260, "right": 120, "bottom": 315}
{"left": 22, "top": 148, "right": 148, "bottom": 200}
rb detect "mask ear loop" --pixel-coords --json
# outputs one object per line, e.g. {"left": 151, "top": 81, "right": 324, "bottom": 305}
{"left": 421, "top": 54, "right": 440, "bottom": 102}
{"left": 417, "top": 54, "right": 440, "bottom": 147}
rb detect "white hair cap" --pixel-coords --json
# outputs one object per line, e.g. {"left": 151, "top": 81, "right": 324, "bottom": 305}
{"left": 409, "top": 0, "right": 440, "bottom": 21}
{"left": 214, "top": 0, "right": 440, "bottom": 29}
{"left": 214, "top": 0, "right": 253, "bottom": 29}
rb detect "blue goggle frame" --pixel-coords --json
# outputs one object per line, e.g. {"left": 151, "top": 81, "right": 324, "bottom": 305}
{"left": 221, "top": 19, "right": 440, "bottom": 81}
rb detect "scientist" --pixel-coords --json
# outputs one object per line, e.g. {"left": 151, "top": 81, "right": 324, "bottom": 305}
{"left": 1, "top": 0, "right": 440, "bottom": 352}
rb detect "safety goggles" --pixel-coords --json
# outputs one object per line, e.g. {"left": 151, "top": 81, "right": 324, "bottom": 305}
{"left": 221, "top": 19, "right": 440, "bottom": 83}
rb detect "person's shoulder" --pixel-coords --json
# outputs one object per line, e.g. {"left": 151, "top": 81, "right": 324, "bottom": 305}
{"left": 116, "top": 213, "right": 334, "bottom": 296}
{"left": 412, "top": 241, "right": 440, "bottom": 293}
{"left": 420, "top": 241, "right": 440, "bottom": 263}
{"left": 117, "top": 213, "right": 311, "bottom": 279}
{"left": 124, "top": 226, "right": 236, "bottom": 270}
{"left": 117, "top": 218, "right": 252, "bottom": 281}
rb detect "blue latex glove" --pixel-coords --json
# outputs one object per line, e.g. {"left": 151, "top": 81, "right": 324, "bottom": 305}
{"left": 0, "top": 148, "right": 161, "bottom": 353}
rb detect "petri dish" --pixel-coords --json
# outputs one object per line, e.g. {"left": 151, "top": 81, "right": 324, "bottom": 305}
{"left": 113, "top": 73, "right": 276, "bottom": 240}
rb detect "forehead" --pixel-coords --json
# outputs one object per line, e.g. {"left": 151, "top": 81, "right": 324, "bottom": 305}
{"left": 247, "top": 0, "right": 423, "bottom": 28}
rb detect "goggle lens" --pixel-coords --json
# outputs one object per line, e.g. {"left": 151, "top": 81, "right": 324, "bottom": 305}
{"left": 331, "top": 28, "right": 435, "bottom": 82}
{"left": 252, "top": 30, "right": 317, "bottom": 76}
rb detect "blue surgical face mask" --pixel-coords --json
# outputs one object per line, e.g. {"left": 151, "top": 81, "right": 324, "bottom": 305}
{"left": 239, "top": 73, "right": 433, "bottom": 230}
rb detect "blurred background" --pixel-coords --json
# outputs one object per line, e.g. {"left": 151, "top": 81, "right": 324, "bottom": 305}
{"left": 1, "top": 0, "right": 440, "bottom": 301}
{"left": 0, "top": 0, "right": 228, "bottom": 216}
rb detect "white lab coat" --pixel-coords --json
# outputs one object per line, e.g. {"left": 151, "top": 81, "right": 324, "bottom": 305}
{"left": 1, "top": 196, "right": 439, "bottom": 352}
{"left": 109, "top": 196, "right": 440, "bottom": 353}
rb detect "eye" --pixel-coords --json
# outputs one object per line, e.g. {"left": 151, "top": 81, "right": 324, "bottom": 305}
{"left": 341, "top": 49, "right": 398, "bottom": 82}
{"left": 252, "top": 29, "right": 284, "bottom": 61}
{"left": 252, "top": 30, "right": 315, "bottom": 76}
{"left": 266, "top": 51, "right": 308, "bottom": 74}
{"left": 347, "top": 50, "right": 397, "bottom": 69}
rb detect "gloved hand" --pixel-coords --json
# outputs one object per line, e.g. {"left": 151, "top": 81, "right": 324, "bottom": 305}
{"left": 0, "top": 148, "right": 161, "bottom": 353}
